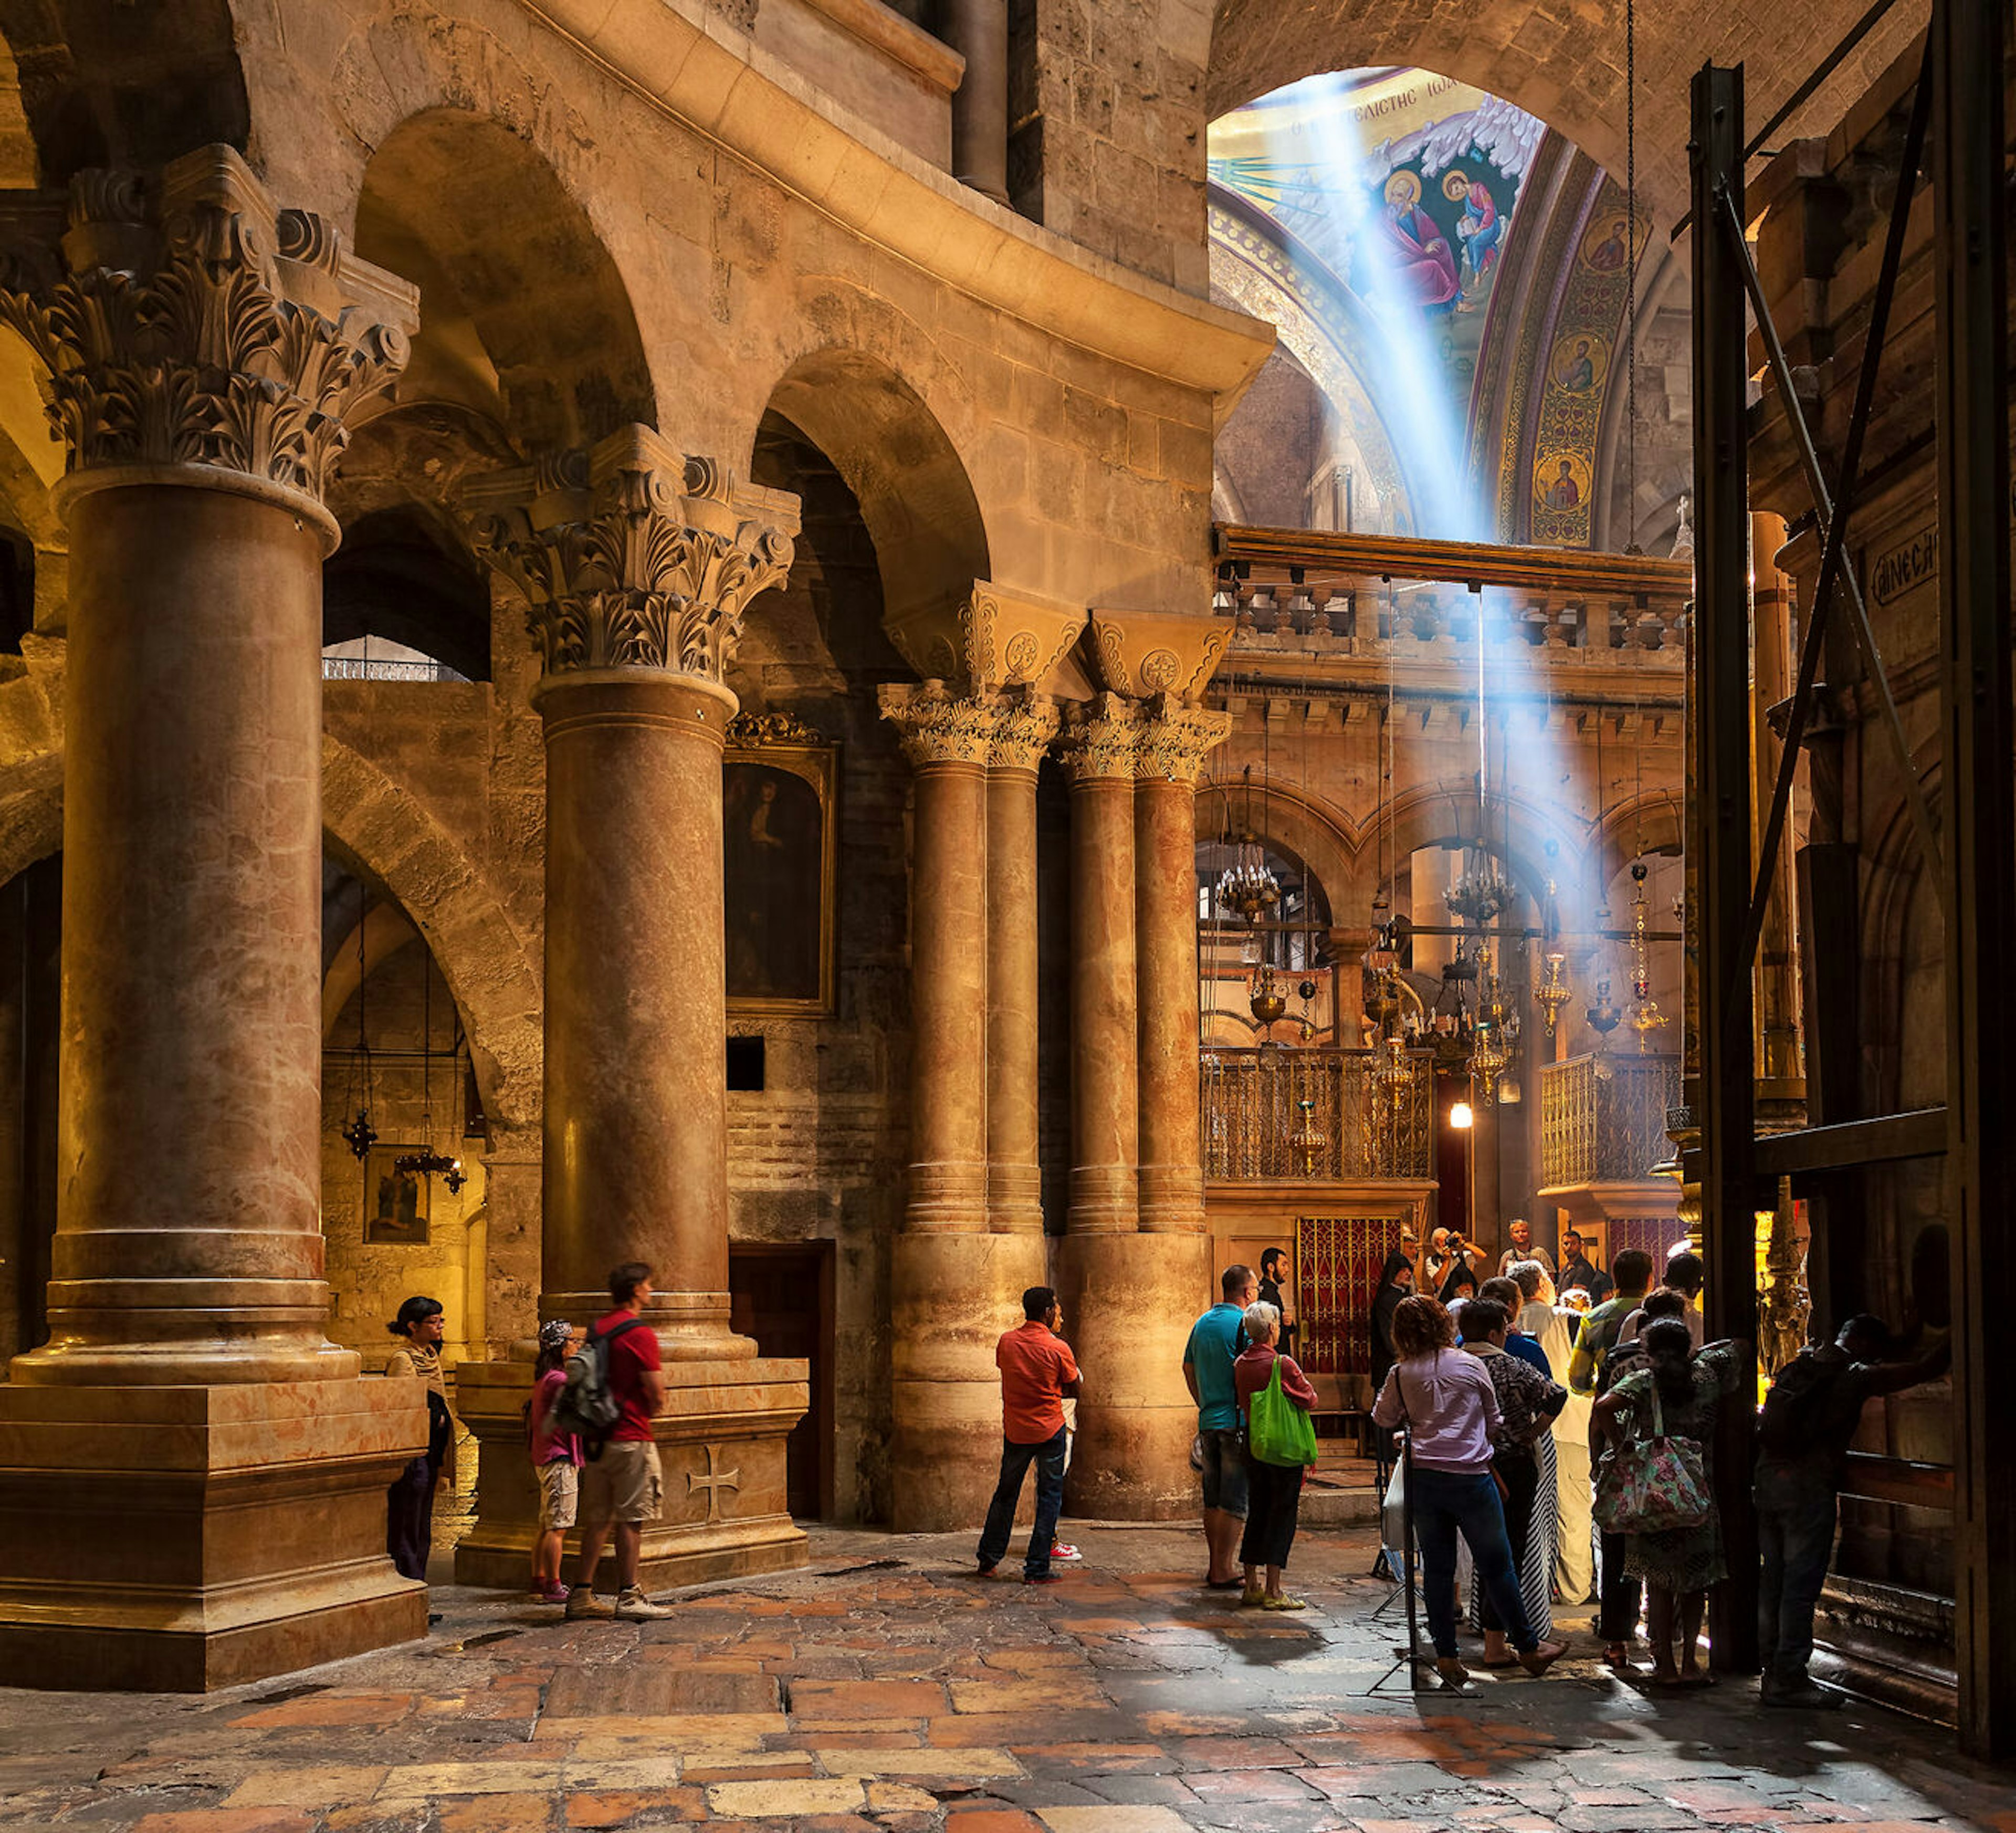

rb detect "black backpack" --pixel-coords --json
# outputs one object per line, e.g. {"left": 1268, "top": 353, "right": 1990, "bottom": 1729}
{"left": 548, "top": 1317, "right": 648, "bottom": 1452}
{"left": 1757, "top": 1350, "right": 1841, "bottom": 1457}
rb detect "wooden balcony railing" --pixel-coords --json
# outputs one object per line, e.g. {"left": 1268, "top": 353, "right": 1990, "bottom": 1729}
{"left": 1539, "top": 1052, "right": 1682, "bottom": 1187}
{"left": 1201, "top": 1046, "right": 1434, "bottom": 1182}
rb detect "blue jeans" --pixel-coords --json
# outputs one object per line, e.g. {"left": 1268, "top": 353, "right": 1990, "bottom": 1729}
{"left": 1758, "top": 1487, "right": 1838, "bottom": 1685}
{"left": 976, "top": 1428, "right": 1067, "bottom": 1578}
{"left": 1411, "top": 1465, "right": 1537, "bottom": 1657}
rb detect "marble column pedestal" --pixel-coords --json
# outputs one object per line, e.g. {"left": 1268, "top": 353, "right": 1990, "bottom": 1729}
{"left": 453, "top": 1356, "right": 809, "bottom": 1590}
{"left": 1056, "top": 1231, "right": 1209, "bottom": 1520}
{"left": 0, "top": 1379, "right": 429, "bottom": 1691}
{"left": 890, "top": 1231, "right": 1050, "bottom": 1532}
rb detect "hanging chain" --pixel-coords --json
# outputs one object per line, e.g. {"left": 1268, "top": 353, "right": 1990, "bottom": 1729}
{"left": 1625, "top": 0, "right": 1640, "bottom": 551}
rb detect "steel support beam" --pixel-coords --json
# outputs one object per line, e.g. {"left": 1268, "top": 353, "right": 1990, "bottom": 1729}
{"left": 1931, "top": 0, "right": 2016, "bottom": 1761}
{"left": 1689, "top": 60, "right": 1760, "bottom": 1674}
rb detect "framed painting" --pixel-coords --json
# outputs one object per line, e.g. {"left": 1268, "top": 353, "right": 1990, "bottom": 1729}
{"left": 723, "top": 712, "right": 838, "bottom": 1015}
{"left": 364, "top": 1144, "right": 430, "bottom": 1244}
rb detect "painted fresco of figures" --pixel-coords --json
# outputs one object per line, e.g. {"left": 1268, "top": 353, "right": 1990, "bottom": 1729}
{"left": 1379, "top": 170, "right": 1461, "bottom": 311}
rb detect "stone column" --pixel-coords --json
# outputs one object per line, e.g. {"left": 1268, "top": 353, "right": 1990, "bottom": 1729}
{"left": 1054, "top": 694, "right": 1161, "bottom": 1515}
{"left": 1136, "top": 698, "right": 1231, "bottom": 1234}
{"left": 880, "top": 683, "right": 1042, "bottom": 1528}
{"left": 986, "top": 690, "right": 1058, "bottom": 1237}
{"left": 0, "top": 148, "right": 432, "bottom": 1688}
{"left": 454, "top": 430, "right": 808, "bottom": 1589}
{"left": 943, "top": 0, "right": 1010, "bottom": 204}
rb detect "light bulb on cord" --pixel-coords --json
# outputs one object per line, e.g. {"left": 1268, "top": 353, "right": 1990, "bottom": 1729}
{"left": 1448, "top": 1100, "right": 1475, "bottom": 1130}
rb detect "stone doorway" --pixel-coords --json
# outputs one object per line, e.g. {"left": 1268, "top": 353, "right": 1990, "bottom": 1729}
{"left": 731, "top": 1242, "right": 835, "bottom": 1519}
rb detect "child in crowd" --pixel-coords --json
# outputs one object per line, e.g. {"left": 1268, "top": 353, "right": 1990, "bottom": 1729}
{"left": 527, "top": 1319, "right": 583, "bottom": 1603}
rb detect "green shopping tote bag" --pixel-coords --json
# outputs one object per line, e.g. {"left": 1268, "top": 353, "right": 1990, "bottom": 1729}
{"left": 1247, "top": 1358, "right": 1318, "bottom": 1467}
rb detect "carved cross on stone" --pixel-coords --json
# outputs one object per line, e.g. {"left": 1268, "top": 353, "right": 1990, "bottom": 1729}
{"left": 687, "top": 1443, "right": 741, "bottom": 1524}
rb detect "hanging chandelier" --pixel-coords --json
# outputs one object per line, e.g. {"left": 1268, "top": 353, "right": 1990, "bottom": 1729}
{"left": 394, "top": 947, "right": 468, "bottom": 1196}
{"left": 1216, "top": 761, "right": 1280, "bottom": 924}
{"left": 342, "top": 893, "right": 377, "bottom": 1161}
{"left": 1471, "top": 950, "right": 1522, "bottom": 1099}
{"left": 1625, "top": 861, "right": 1669, "bottom": 1049}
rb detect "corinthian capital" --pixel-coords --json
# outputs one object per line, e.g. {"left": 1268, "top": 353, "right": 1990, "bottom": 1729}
{"left": 464, "top": 427, "right": 801, "bottom": 682}
{"left": 1136, "top": 694, "right": 1233, "bottom": 785}
{"left": 878, "top": 681, "right": 998, "bottom": 767}
{"left": 1056, "top": 693, "right": 1143, "bottom": 784}
{"left": 0, "top": 146, "right": 416, "bottom": 513}
{"left": 988, "top": 689, "right": 1059, "bottom": 772}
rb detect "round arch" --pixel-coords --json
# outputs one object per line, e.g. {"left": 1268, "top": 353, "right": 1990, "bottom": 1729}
{"left": 1200, "top": 773, "right": 1362, "bottom": 920}
{"left": 1592, "top": 788, "right": 1683, "bottom": 889}
{"left": 0, "top": 1, "right": 247, "bottom": 181}
{"left": 1206, "top": 0, "right": 1917, "bottom": 235}
{"left": 1378, "top": 779, "right": 1581, "bottom": 908}
{"left": 320, "top": 735, "right": 542, "bottom": 1134}
{"left": 353, "top": 108, "right": 657, "bottom": 452}
{"left": 752, "top": 346, "right": 991, "bottom": 626}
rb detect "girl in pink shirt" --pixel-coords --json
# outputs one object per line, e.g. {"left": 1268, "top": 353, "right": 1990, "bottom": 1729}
{"left": 527, "top": 1321, "right": 584, "bottom": 1604}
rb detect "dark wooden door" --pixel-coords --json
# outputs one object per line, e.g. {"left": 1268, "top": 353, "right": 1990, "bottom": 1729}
{"left": 729, "top": 1243, "right": 833, "bottom": 1519}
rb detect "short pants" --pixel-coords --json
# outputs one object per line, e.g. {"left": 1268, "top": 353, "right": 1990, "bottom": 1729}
{"left": 581, "top": 1440, "right": 663, "bottom": 1525}
{"left": 537, "top": 1459, "right": 579, "bottom": 1531}
{"left": 1198, "top": 1426, "right": 1250, "bottom": 1517}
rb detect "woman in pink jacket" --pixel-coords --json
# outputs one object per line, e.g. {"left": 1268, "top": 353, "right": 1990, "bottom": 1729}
{"left": 1234, "top": 1300, "right": 1318, "bottom": 1610}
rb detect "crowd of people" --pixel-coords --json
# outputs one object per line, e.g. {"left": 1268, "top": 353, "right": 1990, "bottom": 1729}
{"left": 370, "top": 1223, "right": 1944, "bottom": 1702}
{"left": 1364, "top": 1226, "right": 1946, "bottom": 1699}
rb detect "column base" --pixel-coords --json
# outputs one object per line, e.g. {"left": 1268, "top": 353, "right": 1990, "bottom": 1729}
{"left": 454, "top": 1354, "right": 811, "bottom": 1591}
{"left": 0, "top": 1379, "right": 429, "bottom": 1691}
{"left": 890, "top": 1231, "right": 1049, "bottom": 1531}
{"left": 1055, "top": 1231, "right": 1209, "bottom": 1520}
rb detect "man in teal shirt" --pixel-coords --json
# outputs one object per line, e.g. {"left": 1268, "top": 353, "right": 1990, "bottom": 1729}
{"left": 1183, "top": 1263, "right": 1257, "bottom": 1589}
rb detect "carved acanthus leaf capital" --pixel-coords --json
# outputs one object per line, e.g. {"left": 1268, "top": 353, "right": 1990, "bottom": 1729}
{"left": 464, "top": 426, "right": 801, "bottom": 683}
{"left": 1135, "top": 695, "right": 1233, "bottom": 784}
{"left": 878, "top": 681, "right": 998, "bottom": 767}
{"left": 0, "top": 146, "right": 417, "bottom": 510}
{"left": 1056, "top": 693, "right": 1143, "bottom": 784}
{"left": 988, "top": 690, "right": 1059, "bottom": 772}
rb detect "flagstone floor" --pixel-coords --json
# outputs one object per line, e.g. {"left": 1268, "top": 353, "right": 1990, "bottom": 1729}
{"left": 1, "top": 1523, "right": 2010, "bottom": 1833}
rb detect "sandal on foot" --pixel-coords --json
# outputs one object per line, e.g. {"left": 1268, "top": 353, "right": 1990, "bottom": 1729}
{"left": 1261, "top": 1594, "right": 1308, "bottom": 1611}
{"left": 1434, "top": 1657, "right": 1471, "bottom": 1687}
{"left": 1240, "top": 1587, "right": 1266, "bottom": 1607}
{"left": 1601, "top": 1642, "right": 1630, "bottom": 1672}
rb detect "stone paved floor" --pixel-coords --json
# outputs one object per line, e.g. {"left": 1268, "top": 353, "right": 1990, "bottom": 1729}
{"left": 2, "top": 1524, "right": 2011, "bottom": 1833}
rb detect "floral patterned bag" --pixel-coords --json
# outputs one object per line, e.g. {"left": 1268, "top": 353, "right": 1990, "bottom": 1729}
{"left": 1592, "top": 1385, "right": 1710, "bottom": 1532}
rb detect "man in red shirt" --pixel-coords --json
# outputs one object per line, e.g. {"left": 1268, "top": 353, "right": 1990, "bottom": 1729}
{"left": 976, "top": 1286, "right": 1083, "bottom": 1584}
{"left": 568, "top": 1261, "right": 671, "bottom": 1621}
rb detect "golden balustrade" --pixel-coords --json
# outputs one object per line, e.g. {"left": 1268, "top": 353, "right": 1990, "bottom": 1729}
{"left": 1201, "top": 1046, "right": 1433, "bottom": 1182}
{"left": 1538, "top": 1052, "right": 1682, "bottom": 1187}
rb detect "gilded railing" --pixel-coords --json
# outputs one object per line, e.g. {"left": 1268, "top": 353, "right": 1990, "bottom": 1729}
{"left": 1538, "top": 1052, "right": 1681, "bottom": 1186}
{"left": 1201, "top": 1046, "right": 1433, "bottom": 1181}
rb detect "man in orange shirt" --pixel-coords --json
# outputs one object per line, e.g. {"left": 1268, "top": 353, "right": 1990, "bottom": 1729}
{"left": 976, "top": 1286, "right": 1084, "bottom": 1584}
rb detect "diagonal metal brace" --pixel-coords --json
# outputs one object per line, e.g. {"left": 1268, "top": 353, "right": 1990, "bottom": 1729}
{"left": 1717, "top": 36, "right": 1944, "bottom": 975}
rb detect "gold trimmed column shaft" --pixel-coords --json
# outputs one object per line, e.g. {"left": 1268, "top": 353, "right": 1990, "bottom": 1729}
{"left": 880, "top": 683, "right": 1044, "bottom": 1529}
{"left": 1136, "top": 697, "right": 1232, "bottom": 1234}
{"left": 986, "top": 692, "right": 1057, "bottom": 1235}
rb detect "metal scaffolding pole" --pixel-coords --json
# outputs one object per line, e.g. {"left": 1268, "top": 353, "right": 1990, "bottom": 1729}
{"left": 1930, "top": 0, "right": 2016, "bottom": 1761}
{"left": 1688, "top": 60, "right": 1760, "bottom": 1673}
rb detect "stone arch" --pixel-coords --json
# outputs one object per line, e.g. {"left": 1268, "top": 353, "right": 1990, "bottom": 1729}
{"left": 0, "top": 0, "right": 247, "bottom": 180}
{"left": 0, "top": 752, "right": 60, "bottom": 884}
{"left": 1206, "top": 0, "right": 1919, "bottom": 234}
{"left": 320, "top": 734, "right": 542, "bottom": 1135}
{"left": 1592, "top": 788, "right": 1683, "bottom": 889}
{"left": 751, "top": 345, "right": 992, "bottom": 626}
{"left": 351, "top": 107, "right": 657, "bottom": 451}
{"left": 1200, "top": 773, "right": 1361, "bottom": 919}
{"left": 1379, "top": 778, "right": 1580, "bottom": 909}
